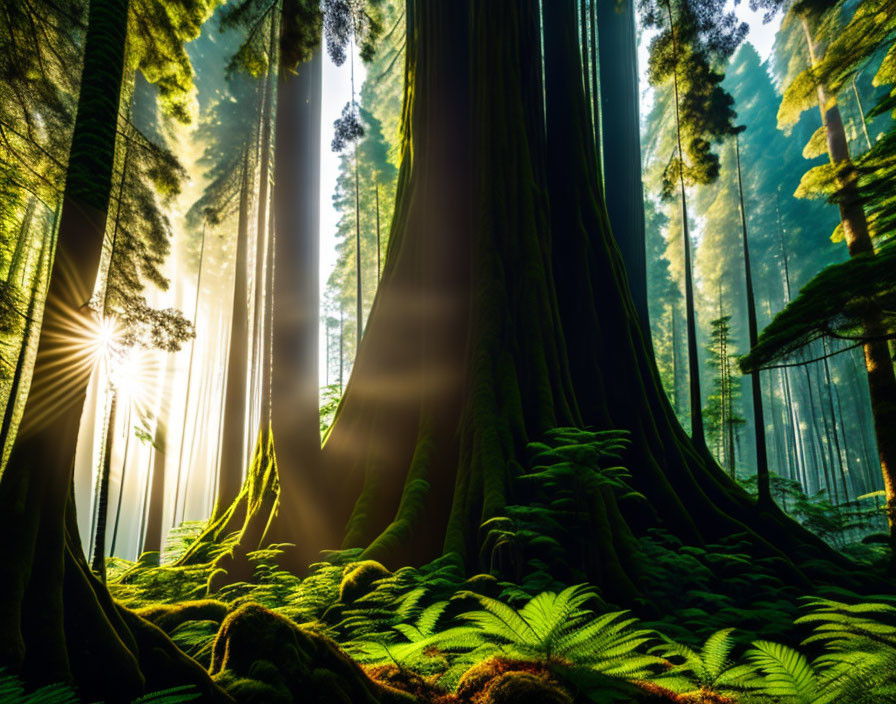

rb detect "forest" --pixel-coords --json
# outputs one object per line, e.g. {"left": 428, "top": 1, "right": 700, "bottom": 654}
{"left": 1, "top": 0, "right": 895, "bottom": 701}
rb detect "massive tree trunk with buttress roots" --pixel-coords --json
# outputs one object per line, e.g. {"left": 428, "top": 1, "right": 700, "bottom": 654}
{"left": 320, "top": 0, "right": 851, "bottom": 601}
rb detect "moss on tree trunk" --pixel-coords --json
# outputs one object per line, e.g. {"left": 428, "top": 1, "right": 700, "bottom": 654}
{"left": 317, "top": 0, "right": 853, "bottom": 603}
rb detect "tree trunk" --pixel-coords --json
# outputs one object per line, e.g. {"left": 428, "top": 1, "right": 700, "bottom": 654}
{"left": 734, "top": 133, "right": 770, "bottom": 507}
{"left": 250, "top": 12, "right": 277, "bottom": 436}
{"left": 141, "top": 349, "right": 177, "bottom": 556}
{"left": 800, "top": 15, "right": 896, "bottom": 548}
{"left": 262, "top": 30, "right": 323, "bottom": 561}
{"left": 214, "top": 148, "right": 252, "bottom": 520}
{"left": 110, "top": 403, "right": 133, "bottom": 555}
{"left": 597, "top": 0, "right": 649, "bottom": 334}
{"left": 91, "top": 391, "right": 117, "bottom": 581}
{"left": 203, "top": 9, "right": 324, "bottom": 578}
{"left": 171, "top": 223, "right": 207, "bottom": 527}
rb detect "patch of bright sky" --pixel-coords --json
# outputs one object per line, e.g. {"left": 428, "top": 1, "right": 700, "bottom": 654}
{"left": 320, "top": 47, "right": 366, "bottom": 291}
{"left": 319, "top": 46, "right": 365, "bottom": 385}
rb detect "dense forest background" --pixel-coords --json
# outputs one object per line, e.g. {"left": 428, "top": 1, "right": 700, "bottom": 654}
{"left": 1, "top": 0, "right": 895, "bottom": 702}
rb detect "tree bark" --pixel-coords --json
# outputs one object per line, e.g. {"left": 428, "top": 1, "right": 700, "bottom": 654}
{"left": 597, "top": 0, "right": 650, "bottom": 334}
{"left": 262, "top": 31, "right": 324, "bottom": 562}
{"left": 734, "top": 133, "right": 771, "bottom": 507}
{"left": 214, "top": 148, "right": 252, "bottom": 519}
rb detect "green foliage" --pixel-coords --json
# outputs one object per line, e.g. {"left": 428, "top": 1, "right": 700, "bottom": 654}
{"left": 702, "top": 313, "right": 745, "bottom": 474}
{"left": 319, "top": 383, "right": 342, "bottom": 434}
{"left": 480, "top": 429, "right": 639, "bottom": 588}
{"left": 747, "top": 596, "right": 896, "bottom": 703}
{"left": 740, "top": 243, "right": 896, "bottom": 371}
{"left": 640, "top": 0, "right": 746, "bottom": 196}
{"left": 649, "top": 628, "right": 760, "bottom": 701}
{"left": 129, "top": 0, "right": 226, "bottom": 123}
{"left": 0, "top": 670, "right": 200, "bottom": 704}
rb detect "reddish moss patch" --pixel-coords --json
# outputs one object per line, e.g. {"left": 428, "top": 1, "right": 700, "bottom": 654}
{"left": 366, "top": 664, "right": 457, "bottom": 703}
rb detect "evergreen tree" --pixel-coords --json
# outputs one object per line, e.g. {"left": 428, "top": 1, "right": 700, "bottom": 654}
{"left": 704, "top": 312, "right": 746, "bottom": 475}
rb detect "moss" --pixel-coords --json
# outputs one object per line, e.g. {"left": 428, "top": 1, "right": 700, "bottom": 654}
{"left": 339, "top": 560, "right": 391, "bottom": 603}
{"left": 366, "top": 664, "right": 454, "bottom": 703}
{"left": 134, "top": 599, "right": 229, "bottom": 633}
{"left": 213, "top": 669, "right": 291, "bottom": 704}
{"left": 481, "top": 673, "right": 572, "bottom": 704}
{"left": 456, "top": 659, "right": 551, "bottom": 702}
{"left": 210, "top": 603, "right": 413, "bottom": 703}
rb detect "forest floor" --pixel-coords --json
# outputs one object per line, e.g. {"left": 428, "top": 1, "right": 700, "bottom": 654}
{"left": 51, "top": 515, "right": 887, "bottom": 704}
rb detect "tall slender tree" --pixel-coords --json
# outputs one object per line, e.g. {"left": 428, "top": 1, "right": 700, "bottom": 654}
{"left": 640, "top": 0, "right": 746, "bottom": 446}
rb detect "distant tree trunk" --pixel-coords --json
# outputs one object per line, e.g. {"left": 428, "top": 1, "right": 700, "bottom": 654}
{"left": 776, "top": 213, "right": 808, "bottom": 491}
{"left": 181, "top": 348, "right": 214, "bottom": 518}
{"left": 354, "top": 145, "right": 363, "bottom": 342}
{"left": 801, "top": 15, "right": 896, "bottom": 550}
{"left": 734, "top": 133, "right": 770, "bottom": 507}
{"left": 214, "top": 148, "right": 252, "bottom": 520}
{"left": 110, "top": 404, "right": 133, "bottom": 555}
{"left": 172, "top": 222, "right": 207, "bottom": 527}
{"left": 375, "top": 184, "right": 381, "bottom": 280}
{"left": 141, "top": 348, "right": 177, "bottom": 556}
{"left": 5, "top": 197, "right": 37, "bottom": 284}
{"left": 662, "top": 1, "right": 705, "bottom": 447}
{"left": 597, "top": 0, "right": 649, "bottom": 333}
{"left": 672, "top": 304, "right": 684, "bottom": 417}
{"left": 821, "top": 340, "right": 850, "bottom": 503}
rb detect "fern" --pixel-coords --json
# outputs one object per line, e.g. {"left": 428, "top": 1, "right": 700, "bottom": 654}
{"left": 649, "top": 628, "right": 759, "bottom": 701}
{"left": 0, "top": 671, "right": 79, "bottom": 704}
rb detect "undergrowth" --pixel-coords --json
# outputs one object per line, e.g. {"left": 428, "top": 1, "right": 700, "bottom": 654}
{"left": 92, "top": 428, "right": 896, "bottom": 703}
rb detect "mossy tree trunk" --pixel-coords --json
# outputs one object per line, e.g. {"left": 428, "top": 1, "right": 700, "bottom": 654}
{"left": 257, "top": 11, "right": 324, "bottom": 567}
{"left": 0, "top": 1, "right": 231, "bottom": 698}
{"left": 201, "top": 4, "right": 324, "bottom": 578}
{"left": 319, "top": 0, "right": 850, "bottom": 602}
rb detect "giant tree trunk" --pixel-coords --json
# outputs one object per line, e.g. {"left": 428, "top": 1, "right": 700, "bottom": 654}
{"left": 597, "top": 0, "right": 650, "bottom": 334}
{"left": 0, "top": 1, "right": 230, "bottom": 697}
{"left": 315, "top": 0, "right": 851, "bottom": 605}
